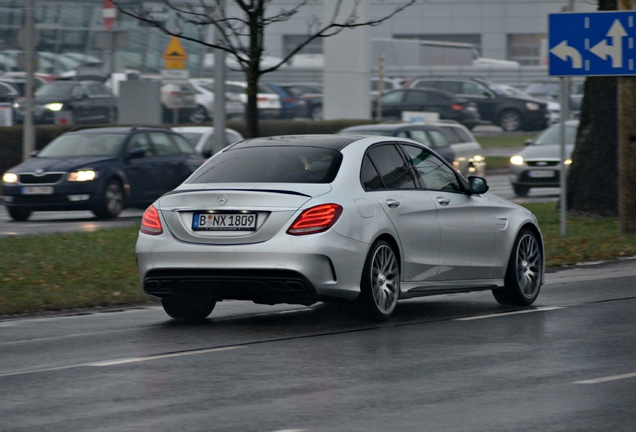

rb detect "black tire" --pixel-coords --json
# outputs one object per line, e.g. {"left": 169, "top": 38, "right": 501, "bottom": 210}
{"left": 93, "top": 179, "right": 124, "bottom": 219}
{"left": 498, "top": 109, "right": 523, "bottom": 132}
{"left": 161, "top": 297, "right": 216, "bottom": 321}
{"left": 189, "top": 105, "right": 209, "bottom": 124}
{"left": 7, "top": 207, "right": 32, "bottom": 221}
{"left": 356, "top": 240, "right": 400, "bottom": 321}
{"left": 513, "top": 184, "right": 530, "bottom": 197}
{"left": 493, "top": 229, "right": 543, "bottom": 306}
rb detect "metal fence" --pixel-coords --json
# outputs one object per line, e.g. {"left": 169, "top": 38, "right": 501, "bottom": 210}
{"left": 223, "top": 65, "right": 567, "bottom": 89}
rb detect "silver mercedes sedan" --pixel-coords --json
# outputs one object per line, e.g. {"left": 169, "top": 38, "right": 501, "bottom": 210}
{"left": 136, "top": 134, "right": 544, "bottom": 322}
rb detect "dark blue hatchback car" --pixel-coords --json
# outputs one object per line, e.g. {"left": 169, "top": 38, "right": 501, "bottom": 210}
{"left": 1, "top": 126, "right": 204, "bottom": 221}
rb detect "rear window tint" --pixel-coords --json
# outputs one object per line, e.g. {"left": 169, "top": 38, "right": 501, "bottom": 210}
{"left": 187, "top": 146, "right": 342, "bottom": 183}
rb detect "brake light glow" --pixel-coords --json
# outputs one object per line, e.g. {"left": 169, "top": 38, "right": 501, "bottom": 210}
{"left": 451, "top": 104, "right": 464, "bottom": 111}
{"left": 287, "top": 204, "right": 343, "bottom": 236}
{"left": 140, "top": 205, "right": 163, "bottom": 235}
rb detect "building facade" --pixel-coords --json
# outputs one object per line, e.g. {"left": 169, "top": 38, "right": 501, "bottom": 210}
{"left": 0, "top": 0, "right": 597, "bottom": 77}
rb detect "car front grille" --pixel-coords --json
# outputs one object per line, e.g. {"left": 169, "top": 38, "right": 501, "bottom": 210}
{"left": 527, "top": 161, "right": 559, "bottom": 167}
{"left": 19, "top": 173, "right": 65, "bottom": 184}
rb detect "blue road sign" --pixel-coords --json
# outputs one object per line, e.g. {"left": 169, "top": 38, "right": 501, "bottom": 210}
{"left": 549, "top": 11, "right": 636, "bottom": 76}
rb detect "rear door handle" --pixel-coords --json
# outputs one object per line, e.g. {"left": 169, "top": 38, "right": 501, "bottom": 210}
{"left": 437, "top": 197, "right": 451, "bottom": 206}
{"left": 386, "top": 199, "right": 400, "bottom": 208}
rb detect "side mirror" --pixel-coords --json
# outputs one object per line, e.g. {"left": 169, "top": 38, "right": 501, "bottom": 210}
{"left": 468, "top": 176, "right": 489, "bottom": 194}
{"left": 525, "top": 139, "right": 534, "bottom": 146}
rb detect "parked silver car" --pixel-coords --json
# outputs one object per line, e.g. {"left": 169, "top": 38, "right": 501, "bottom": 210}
{"left": 338, "top": 121, "right": 485, "bottom": 177}
{"left": 136, "top": 134, "right": 545, "bottom": 322}
{"left": 509, "top": 119, "right": 578, "bottom": 197}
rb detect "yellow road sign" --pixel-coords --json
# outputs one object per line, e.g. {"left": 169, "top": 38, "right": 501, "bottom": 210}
{"left": 163, "top": 36, "right": 187, "bottom": 61}
{"left": 164, "top": 59, "right": 186, "bottom": 69}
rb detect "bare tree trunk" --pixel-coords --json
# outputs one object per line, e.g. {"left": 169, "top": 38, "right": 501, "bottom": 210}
{"left": 566, "top": 77, "right": 618, "bottom": 215}
{"left": 566, "top": 0, "right": 618, "bottom": 216}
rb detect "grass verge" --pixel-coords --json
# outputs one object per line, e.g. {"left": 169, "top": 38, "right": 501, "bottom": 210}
{"left": 1, "top": 203, "right": 635, "bottom": 317}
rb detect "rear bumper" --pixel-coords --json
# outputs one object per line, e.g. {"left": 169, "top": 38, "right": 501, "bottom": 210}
{"left": 143, "top": 268, "right": 321, "bottom": 306}
{"left": 136, "top": 230, "right": 368, "bottom": 305}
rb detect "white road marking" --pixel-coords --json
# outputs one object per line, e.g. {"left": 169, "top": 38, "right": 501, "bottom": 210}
{"left": 454, "top": 306, "right": 564, "bottom": 321}
{"left": 0, "top": 346, "right": 245, "bottom": 377}
{"left": 574, "top": 372, "right": 636, "bottom": 384}
{"left": 86, "top": 346, "right": 245, "bottom": 366}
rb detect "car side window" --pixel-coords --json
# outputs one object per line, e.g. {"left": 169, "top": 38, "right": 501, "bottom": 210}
{"left": 462, "top": 81, "right": 487, "bottom": 96}
{"left": 439, "top": 127, "right": 462, "bottom": 144}
{"left": 435, "top": 81, "right": 461, "bottom": 93}
{"left": 127, "top": 133, "right": 155, "bottom": 156}
{"left": 360, "top": 154, "right": 384, "bottom": 190}
{"left": 397, "top": 130, "right": 432, "bottom": 147}
{"left": 454, "top": 127, "right": 473, "bottom": 143}
{"left": 149, "top": 132, "right": 179, "bottom": 156}
{"left": 88, "top": 84, "right": 110, "bottom": 97}
{"left": 426, "top": 91, "right": 450, "bottom": 103}
{"left": 381, "top": 90, "right": 404, "bottom": 104}
{"left": 404, "top": 90, "right": 425, "bottom": 104}
{"left": 401, "top": 144, "right": 461, "bottom": 192}
{"left": 428, "top": 130, "right": 449, "bottom": 150}
{"left": 365, "top": 144, "right": 416, "bottom": 189}
{"left": 171, "top": 133, "right": 195, "bottom": 154}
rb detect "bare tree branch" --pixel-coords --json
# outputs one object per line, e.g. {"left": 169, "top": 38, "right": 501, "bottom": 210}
{"left": 112, "top": 0, "right": 416, "bottom": 137}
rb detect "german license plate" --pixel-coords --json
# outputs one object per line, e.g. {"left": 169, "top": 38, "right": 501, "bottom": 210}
{"left": 528, "top": 170, "right": 555, "bottom": 178}
{"left": 22, "top": 186, "right": 54, "bottom": 195}
{"left": 192, "top": 212, "right": 257, "bottom": 231}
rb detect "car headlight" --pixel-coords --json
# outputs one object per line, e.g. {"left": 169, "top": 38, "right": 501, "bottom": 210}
{"left": 12, "top": 102, "right": 20, "bottom": 109}
{"left": 525, "top": 102, "right": 540, "bottom": 111}
{"left": 2, "top": 172, "right": 18, "bottom": 183}
{"left": 44, "top": 102, "right": 64, "bottom": 112}
{"left": 565, "top": 159, "right": 572, "bottom": 165}
{"left": 67, "top": 170, "right": 97, "bottom": 181}
{"left": 510, "top": 155, "right": 525, "bottom": 166}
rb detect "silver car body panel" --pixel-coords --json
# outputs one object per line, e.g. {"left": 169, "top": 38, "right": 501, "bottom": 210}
{"left": 136, "top": 135, "right": 544, "bottom": 305}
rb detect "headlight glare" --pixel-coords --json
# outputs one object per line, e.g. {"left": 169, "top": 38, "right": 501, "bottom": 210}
{"left": 44, "top": 102, "right": 64, "bottom": 111}
{"left": 2, "top": 172, "right": 18, "bottom": 183}
{"left": 68, "top": 170, "right": 97, "bottom": 182}
{"left": 510, "top": 155, "right": 524, "bottom": 166}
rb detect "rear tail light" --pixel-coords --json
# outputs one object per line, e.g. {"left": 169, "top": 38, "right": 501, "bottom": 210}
{"left": 451, "top": 103, "right": 465, "bottom": 111}
{"left": 140, "top": 205, "right": 163, "bottom": 235}
{"left": 287, "top": 204, "right": 343, "bottom": 236}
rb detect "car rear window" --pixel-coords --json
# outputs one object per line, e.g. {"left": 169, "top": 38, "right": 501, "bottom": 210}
{"left": 186, "top": 146, "right": 342, "bottom": 184}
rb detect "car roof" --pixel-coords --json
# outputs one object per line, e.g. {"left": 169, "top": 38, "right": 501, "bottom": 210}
{"left": 68, "top": 126, "right": 174, "bottom": 134}
{"left": 228, "top": 134, "right": 361, "bottom": 151}
{"left": 341, "top": 122, "right": 438, "bottom": 132}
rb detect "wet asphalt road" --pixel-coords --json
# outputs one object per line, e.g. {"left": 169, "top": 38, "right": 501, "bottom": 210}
{"left": 1, "top": 260, "right": 636, "bottom": 432}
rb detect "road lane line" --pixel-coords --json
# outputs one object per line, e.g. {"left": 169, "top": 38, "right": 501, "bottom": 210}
{"left": 85, "top": 346, "right": 245, "bottom": 366}
{"left": 0, "top": 346, "right": 245, "bottom": 377}
{"left": 454, "top": 306, "right": 564, "bottom": 321}
{"left": 574, "top": 372, "right": 636, "bottom": 384}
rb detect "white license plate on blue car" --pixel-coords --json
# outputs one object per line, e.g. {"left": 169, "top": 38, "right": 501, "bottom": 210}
{"left": 22, "top": 186, "right": 54, "bottom": 195}
{"left": 192, "top": 212, "right": 257, "bottom": 231}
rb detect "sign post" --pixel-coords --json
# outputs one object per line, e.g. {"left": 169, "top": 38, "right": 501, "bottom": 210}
{"left": 102, "top": 0, "right": 116, "bottom": 30}
{"left": 549, "top": 10, "right": 636, "bottom": 234}
{"left": 103, "top": 0, "right": 117, "bottom": 77}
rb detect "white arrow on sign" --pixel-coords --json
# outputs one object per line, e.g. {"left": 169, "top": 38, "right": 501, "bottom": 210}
{"left": 589, "top": 19, "right": 627, "bottom": 68}
{"left": 550, "top": 40, "right": 583, "bottom": 69}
